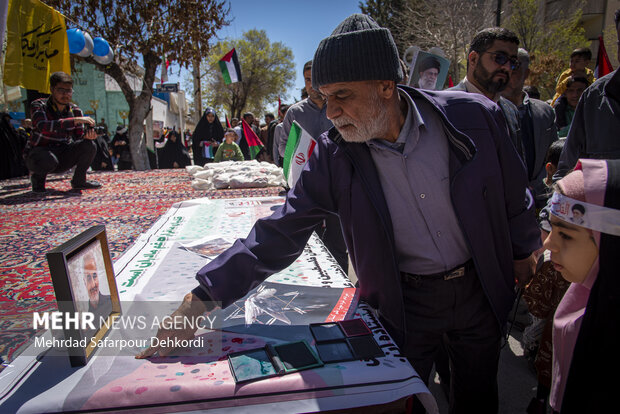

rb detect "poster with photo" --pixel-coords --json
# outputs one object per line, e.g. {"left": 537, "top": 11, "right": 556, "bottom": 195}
{"left": 67, "top": 240, "right": 110, "bottom": 312}
{"left": 180, "top": 235, "right": 236, "bottom": 260}
{"left": 408, "top": 51, "right": 450, "bottom": 91}
{"left": 67, "top": 240, "right": 111, "bottom": 316}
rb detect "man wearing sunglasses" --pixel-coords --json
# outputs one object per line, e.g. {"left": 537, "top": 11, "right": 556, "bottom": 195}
{"left": 25, "top": 71, "right": 101, "bottom": 193}
{"left": 451, "top": 28, "right": 526, "bottom": 166}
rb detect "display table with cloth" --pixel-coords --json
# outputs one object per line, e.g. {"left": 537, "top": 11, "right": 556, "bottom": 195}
{"left": 0, "top": 197, "right": 437, "bottom": 413}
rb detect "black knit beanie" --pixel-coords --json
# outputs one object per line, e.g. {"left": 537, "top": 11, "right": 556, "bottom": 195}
{"left": 312, "top": 14, "right": 403, "bottom": 90}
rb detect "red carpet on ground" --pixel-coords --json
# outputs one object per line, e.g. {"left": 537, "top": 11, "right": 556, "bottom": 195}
{"left": 0, "top": 169, "right": 283, "bottom": 366}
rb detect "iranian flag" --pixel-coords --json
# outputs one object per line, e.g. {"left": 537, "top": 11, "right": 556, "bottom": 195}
{"left": 283, "top": 121, "right": 317, "bottom": 188}
{"left": 241, "top": 119, "right": 264, "bottom": 159}
{"left": 219, "top": 48, "right": 242, "bottom": 85}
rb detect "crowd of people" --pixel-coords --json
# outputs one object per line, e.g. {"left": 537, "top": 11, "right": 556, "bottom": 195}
{"left": 136, "top": 11, "right": 619, "bottom": 414}
{"left": 1, "top": 9, "right": 619, "bottom": 414}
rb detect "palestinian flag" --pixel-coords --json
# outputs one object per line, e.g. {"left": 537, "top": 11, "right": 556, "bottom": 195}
{"left": 283, "top": 121, "right": 317, "bottom": 188}
{"left": 219, "top": 48, "right": 242, "bottom": 85}
{"left": 241, "top": 120, "right": 264, "bottom": 159}
{"left": 203, "top": 142, "right": 215, "bottom": 159}
{"left": 594, "top": 35, "right": 613, "bottom": 78}
{"left": 225, "top": 114, "right": 232, "bottom": 128}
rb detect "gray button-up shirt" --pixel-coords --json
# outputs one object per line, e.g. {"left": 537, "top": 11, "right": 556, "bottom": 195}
{"left": 367, "top": 89, "right": 471, "bottom": 275}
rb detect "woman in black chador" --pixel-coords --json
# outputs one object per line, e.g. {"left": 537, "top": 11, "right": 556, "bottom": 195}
{"left": 160, "top": 128, "right": 191, "bottom": 169}
{"left": 191, "top": 108, "right": 224, "bottom": 166}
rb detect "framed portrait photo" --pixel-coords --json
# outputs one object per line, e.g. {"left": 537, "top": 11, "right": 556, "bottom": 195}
{"left": 46, "top": 225, "right": 121, "bottom": 366}
{"left": 408, "top": 50, "right": 451, "bottom": 91}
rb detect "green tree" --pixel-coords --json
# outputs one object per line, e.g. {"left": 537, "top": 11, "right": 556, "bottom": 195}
{"left": 394, "top": 0, "right": 493, "bottom": 83}
{"left": 359, "top": 0, "right": 406, "bottom": 52}
{"left": 506, "top": 0, "right": 589, "bottom": 100}
{"left": 202, "top": 30, "right": 295, "bottom": 119}
{"left": 44, "top": 0, "right": 228, "bottom": 170}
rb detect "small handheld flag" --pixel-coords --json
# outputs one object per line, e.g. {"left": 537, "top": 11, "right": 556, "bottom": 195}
{"left": 594, "top": 35, "right": 613, "bottom": 78}
{"left": 203, "top": 143, "right": 215, "bottom": 159}
{"left": 219, "top": 48, "right": 242, "bottom": 85}
{"left": 283, "top": 121, "right": 317, "bottom": 188}
{"left": 241, "top": 120, "right": 264, "bottom": 159}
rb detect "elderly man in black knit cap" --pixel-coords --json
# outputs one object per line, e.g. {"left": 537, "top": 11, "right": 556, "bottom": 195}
{"left": 140, "top": 14, "right": 540, "bottom": 413}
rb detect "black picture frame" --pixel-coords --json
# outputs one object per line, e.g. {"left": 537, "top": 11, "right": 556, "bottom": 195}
{"left": 46, "top": 225, "right": 121, "bottom": 366}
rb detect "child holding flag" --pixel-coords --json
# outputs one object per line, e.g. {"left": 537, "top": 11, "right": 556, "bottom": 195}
{"left": 214, "top": 129, "right": 244, "bottom": 162}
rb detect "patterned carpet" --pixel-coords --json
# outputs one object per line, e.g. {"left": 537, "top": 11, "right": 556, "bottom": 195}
{"left": 0, "top": 169, "right": 283, "bottom": 367}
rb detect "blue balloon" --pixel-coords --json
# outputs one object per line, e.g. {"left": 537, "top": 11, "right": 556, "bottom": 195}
{"left": 93, "top": 37, "right": 110, "bottom": 57}
{"left": 66, "top": 28, "right": 85, "bottom": 54}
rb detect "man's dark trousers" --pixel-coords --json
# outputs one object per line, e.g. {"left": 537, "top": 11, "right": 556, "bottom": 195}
{"left": 401, "top": 265, "right": 501, "bottom": 414}
{"left": 26, "top": 139, "right": 96, "bottom": 186}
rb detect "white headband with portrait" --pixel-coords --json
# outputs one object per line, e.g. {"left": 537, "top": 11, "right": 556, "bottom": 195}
{"left": 550, "top": 192, "right": 620, "bottom": 236}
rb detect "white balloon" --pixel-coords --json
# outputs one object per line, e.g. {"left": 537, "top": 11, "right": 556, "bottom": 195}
{"left": 93, "top": 49, "right": 114, "bottom": 65}
{"left": 428, "top": 47, "right": 446, "bottom": 58}
{"left": 77, "top": 32, "right": 94, "bottom": 57}
{"left": 403, "top": 46, "right": 421, "bottom": 68}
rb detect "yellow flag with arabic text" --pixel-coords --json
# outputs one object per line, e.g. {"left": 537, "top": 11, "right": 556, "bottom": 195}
{"left": 4, "top": 0, "right": 70, "bottom": 93}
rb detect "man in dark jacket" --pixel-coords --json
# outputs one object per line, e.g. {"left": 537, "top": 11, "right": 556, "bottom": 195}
{"left": 450, "top": 27, "right": 526, "bottom": 165}
{"left": 502, "top": 48, "right": 558, "bottom": 208}
{"left": 139, "top": 14, "right": 539, "bottom": 413}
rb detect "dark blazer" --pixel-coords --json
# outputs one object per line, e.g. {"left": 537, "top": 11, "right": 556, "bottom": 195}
{"left": 450, "top": 81, "right": 526, "bottom": 164}
{"left": 194, "top": 86, "right": 540, "bottom": 345}
{"left": 522, "top": 94, "right": 558, "bottom": 204}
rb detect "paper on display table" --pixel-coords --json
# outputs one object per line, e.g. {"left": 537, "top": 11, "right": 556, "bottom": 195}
{"left": 0, "top": 197, "right": 437, "bottom": 413}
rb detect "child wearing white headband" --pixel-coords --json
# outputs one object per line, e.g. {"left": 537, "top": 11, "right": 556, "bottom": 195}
{"left": 543, "top": 159, "right": 620, "bottom": 413}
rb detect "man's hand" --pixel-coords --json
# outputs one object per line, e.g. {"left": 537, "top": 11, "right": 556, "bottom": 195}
{"left": 513, "top": 253, "right": 537, "bottom": 288}
{"left": 136, "top": 292, "right": 209, "bottom": 359}
{"left": 74, "top": 116, "right": 96, "bottom": 126}
{"left": 84, "top": 129, "right": 97, "bottom": 140}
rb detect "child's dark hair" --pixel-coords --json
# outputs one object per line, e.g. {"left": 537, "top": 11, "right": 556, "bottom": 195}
{"left": 545, "top": 140, "right": 565, "bottom": 166}
{"left": 570, "top": 47, "right": 592, "bottom": 61}
{"left": 566, "top": 76, "right": 590, "bottom": 88}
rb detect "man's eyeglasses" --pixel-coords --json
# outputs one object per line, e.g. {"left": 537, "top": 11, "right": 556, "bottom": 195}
{"left": 54, "top": 87, "right": 73, "bottom": 95}
{"left": 483, "top": 51, "right": 520, "bottom": 70}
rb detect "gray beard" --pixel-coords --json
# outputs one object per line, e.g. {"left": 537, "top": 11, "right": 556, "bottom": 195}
{"left": 333, "top": 91, "right": 389, "bottom": 143}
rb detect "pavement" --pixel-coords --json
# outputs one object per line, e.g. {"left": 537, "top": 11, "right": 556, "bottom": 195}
{"left": 428, "top": 328, "right": 538, "bottom": 413}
